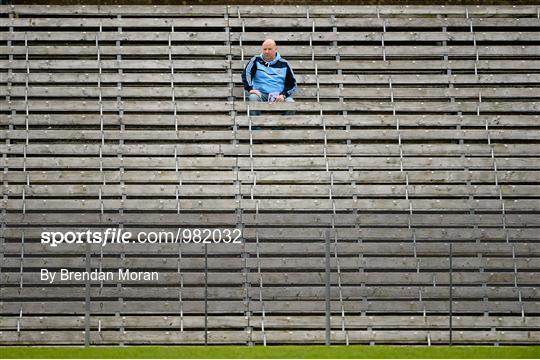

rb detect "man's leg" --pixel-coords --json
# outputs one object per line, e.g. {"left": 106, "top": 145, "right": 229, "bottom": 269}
{"left": 248, "top": 93, "right": 262, "bottom": 116}
{"left": 284, "top": 97, "right": 295, "bottom": 116}
{"left": 248, "top": 93, "right": 268, "bottom": 130}
{"left": 271, "top": 97, "right": 295, "bottom": 130}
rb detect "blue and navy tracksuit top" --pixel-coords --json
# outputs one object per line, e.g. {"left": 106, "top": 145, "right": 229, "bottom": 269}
{"left": 242, "top": 53, "right": 297, "bottom": 98}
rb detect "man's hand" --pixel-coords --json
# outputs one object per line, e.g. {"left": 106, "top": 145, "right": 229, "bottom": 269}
{"left": 275, "top": 94, "right": 285, "bottom": 102}
{"left": 249, "top": 89, "right": 262, "bottom": 97}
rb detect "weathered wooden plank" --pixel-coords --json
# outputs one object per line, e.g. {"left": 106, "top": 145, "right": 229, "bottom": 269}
{"left": 3, "top": 86, "right": 231, "bottom": 99}
{"left": 268, "top": 59, "right": 540, "bottom": 71}
{"left": 236, "top": 5, "right": 540, "bottom": 17}
{"left": 4, "top": 226, "right": 539, "bottom": 243}
{"left": 0, "top": 170, "right": 239, "bottom": 184}
{"left": 257, "top": 329, "right": 539, "bottom": 344}
{"left": 0, "top": 330, "right": 245, "bottom": 345}
{"left": 7, "top": 5, "right": 228, "bottom": 16}
{"left": 3, "top": 314, "right": 538, "bottom": 332}
{"left": 0, "top": 127, "right": 516, "bottom": 143}
{"left": 276, "top": 86, "right": 538, "bottom": 100}
{"left": 232, "top": 31, "right": 540, "bottom": 42}
{"left": 4, "top": 44, "right": 540, "bottom": 59}
{"left": 4, "top": 183, "right": 540, "bottom": 198}
{"left": 3, "top": 154, "right": 540, "bottom": 171}
{"left": 0, "top": 315, "right": 249, "bottom": 330}
{"left": 5, "top": 100, "right": 233, "bottom": 112}
{"left": 3, "top": 16, "right": 538, "bottom": 29}
{"left": 239, "top": 101, "right": 540, "bottom": 113}
{"left": 2, "top": 329, "right": 537, "bottom": 345}
{"left": 3, "top": 256, "right": 538, "bottom": 272}
{"left": 5, "top": 72, "right": 540, "bottom": 86}
{"left": 0, "top": 143, "right": 538, "bottom": 159}
{"left": 1, "top": 143, "right": 539, "bottom": 157}
{"left": 259, "top": 315, "right": 540, "bottom": 330}
{"left": 3, "top": 85, "right": 231, "bottom": 98}
{"left": 1, "top": 299, "right": 537, "bottom": 314}
{"left": 4, "top": 85, "right": 538, "bottom": 100}
{"left": 4, "top": 59, "right": 540, "bottom": 72}
{"left": 3, "top": 212, "right": 538, "bottom": 227}
{"left": 4, "top": 198, "right": 539, "bottom": 211}
{"left": 3, "top": 128, "right": 540, "bottom": 143}
{"left": 2, "top": 155, "right": 241, "bottom": 168}
{"left": 230, "top": 18, "right": 540, "bottom": 29}
{"left": 1, "top": 31, "right": 230, "bottom": 42}
{"left": 3, "top": 285, "right": 538, "bottom": 302}
{"left": 2, "top": 169, "right": 539, "bottom": 184}
{"left": 2, "top": 59, "right": 228, "bottom": 70}
{"left": 0, "top": 114, "right": 235, "bottom": 126}
{"left": 0, "top": 298, "right": 531, "bottom": 315}
{"left": 4, "top": 114, "right": 538, "bottom": 128}
{"left": 6, "top": 128, "right": 540, "bottom": 143}
{"left": 2, "top": 17, "right": 230, "bottom": 28}
{"left": 2, "top": 71, "right": 236, "bottom": 85}
{"left": 0, "top": 331, "right": 86, "bottom": 345}
{"left": 7, "top": 5, "right": 539, "bottom": 17}
{"left": 5, "top": 31, "right": 540, "bottom": 43}
{"left": 3, "top": 241, "right": 538, "bottom": 257}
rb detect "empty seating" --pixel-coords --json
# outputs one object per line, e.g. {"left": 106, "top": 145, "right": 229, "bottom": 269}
{"left": 0, "top": 4, "right": 539, "bottom": 345}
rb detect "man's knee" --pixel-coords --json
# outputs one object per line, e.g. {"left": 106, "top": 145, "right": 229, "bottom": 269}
{"left": 248, "top": 93, "right": 262, "bottom": 102}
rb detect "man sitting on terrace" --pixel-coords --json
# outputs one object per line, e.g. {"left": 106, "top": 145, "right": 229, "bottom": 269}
{"left": 242, "top": 38, "right": 297, "bottom": 116}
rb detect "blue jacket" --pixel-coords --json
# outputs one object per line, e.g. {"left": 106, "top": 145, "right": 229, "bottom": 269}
{"left": 242, "top": 53, "right": 297, "bottom": 97}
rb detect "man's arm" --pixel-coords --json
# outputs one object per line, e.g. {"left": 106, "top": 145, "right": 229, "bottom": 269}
{"left": 242, "top": 56, "right": 258, "bottom": 92}
{"left": 280, "top": 62, "right": 297, "bottom": 97}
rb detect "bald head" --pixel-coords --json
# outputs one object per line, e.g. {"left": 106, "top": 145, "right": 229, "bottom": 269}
{"left": 262, "top": 39, "right": 276, "bottom": 47}
{"left": 261, "top": 38, "right": 278, "bottom": 62}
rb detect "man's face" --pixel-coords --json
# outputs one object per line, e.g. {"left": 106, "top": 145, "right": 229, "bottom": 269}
{"left": 262, "top": 42, "right": 277, "bottom": 62}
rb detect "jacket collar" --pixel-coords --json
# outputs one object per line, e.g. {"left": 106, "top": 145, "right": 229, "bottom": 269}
{"left": 260, "top": 52, "right": 281, "bottom": 66}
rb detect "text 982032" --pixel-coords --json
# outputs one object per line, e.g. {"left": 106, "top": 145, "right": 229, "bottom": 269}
{"left": 40, "top": 228, "right": 243, "bottom": 247}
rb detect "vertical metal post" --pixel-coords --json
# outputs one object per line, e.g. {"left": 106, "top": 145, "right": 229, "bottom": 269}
{"left": 15, "top": 229, "right": 25, "bottom": 341}
{"left": 393, "top": 73, "right": 421, "bottom": 316}
{"left": 315, "top": 61, "right": 320, "bottom": 103}
{"left": 23, "top": 31, "right": 29, "bottom": 222}
{"left": 330, "top": 173, "right": 347, "bottom": 344}
{"left": 17, "top": 232, "right": 25, "bottom": 336}
{"left": 333, "top": 232, "right": 347, "bottom": 344}
{"left": 255, "top": 220, "right": 266, "bottom": 346}
{"left": 449, "top": 242, "right": 453, "bottom": 346}
{"left": 239, "top": 11, "right": 246, "bottom": 103}
{"left": 24, "top": 31, "right": 29, "bottom": 147}
{"left": 116, "top": 14, "right": 125, "bottom": 345}
{"left": 310, "top": 19, "right": 315, "bottom": 63}
{"left": 381, "top": 19, "right": 387, "bottom": 62}
{"left": 469, "top": 17, "right": 479, "bottom": 77}
{"left": 169, "top": 24, "right": 178, "bottom": 134}
{"left": 204, "top": 243, "right": 208, "bottom": 345}
{"left": 85, "top": 241, "right": 91, "bottom": 346}
{"left": 19, "top": 232, "right": 24, "bottom": 289}
{"left": 179, "top": 274, "right": 184, "bottom": 332}
{"left": 2, "top": 9, "right": 15, "bottom": 332}
{"left": 321, "top": 108, "right": 328, "bottom": 173}
{"left": 241, "top": 199, "right": 252, "bottom": 346}
{"left": 97, "top": 23, "right": 105, "bottom": 186}
{"left": 482, "top": 81, "right": 522, "bottom": 329}
{"left": 325, "top": 229, "right": 331, "bottom": 346}
{"left": 231, "top": 8, "right": 251, "bottom": 347}
{"left": 170, "top": 20, "right": 183, "bottom": 337}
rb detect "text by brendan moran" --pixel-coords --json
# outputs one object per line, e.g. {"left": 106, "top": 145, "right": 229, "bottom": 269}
{"left": 41, "top": 268, "right": 159, "bottom": 284}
